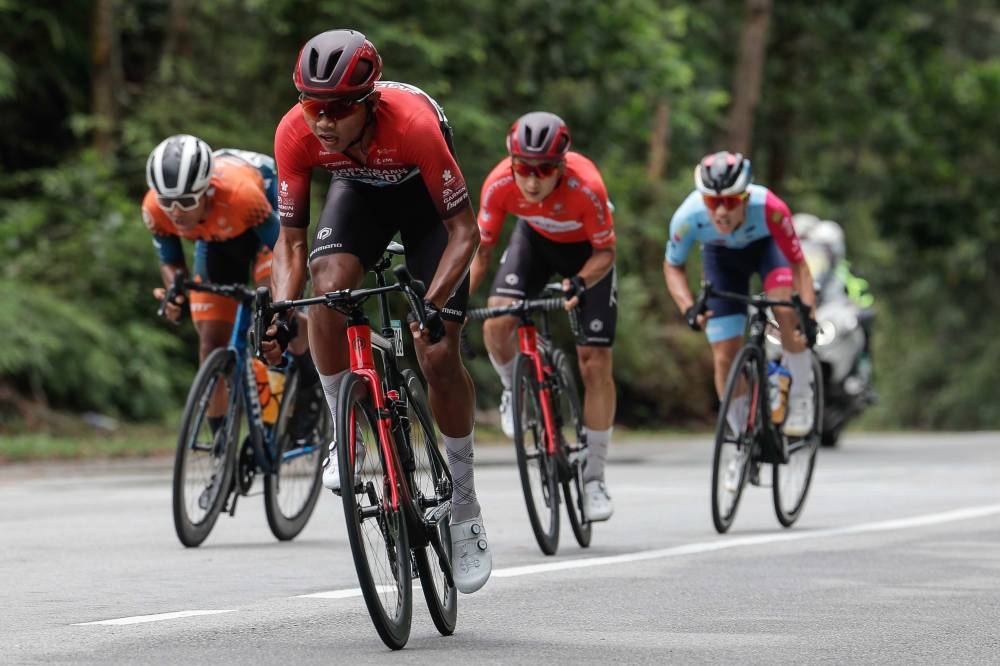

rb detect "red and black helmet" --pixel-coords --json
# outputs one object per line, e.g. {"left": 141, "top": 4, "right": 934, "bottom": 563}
{"left": 506, "top": 111, "right": 572, "bottom": 161}
{"left": 293, "top": 29, "right": 382, "bottom": 97}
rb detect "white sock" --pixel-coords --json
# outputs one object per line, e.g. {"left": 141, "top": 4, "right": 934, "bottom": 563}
{"left": 783, "top": 351, "right": 812, "bottom": 398}
{"left": 319, "top": 370, "right": 347, "bottom": 454}
{"left": 488, "top": 353, "right": 515, "bottom": 390}
{"left": 444, "top": 431, "right": 480, "bottom": 522}
{"left": 583, "top": 427, "right": 612, "bottom": 483}
{"left": 726, "top": 393, "right": 749, "bottom": 434}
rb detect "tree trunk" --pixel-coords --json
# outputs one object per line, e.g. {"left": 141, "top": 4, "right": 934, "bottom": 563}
{"left": 647, "top": 98, "right": 671, "bottom": 182}
{"left": 160, "top": 0, "right": 193, "bottom": 82}
{"left": 90, "top": 0, "right": 120, "bottom": 157}
{"left": 725, "top": 0, "right": 772, "bottom": 155}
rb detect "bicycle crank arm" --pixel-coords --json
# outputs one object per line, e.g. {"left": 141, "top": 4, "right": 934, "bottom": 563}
{"left": 423, "top": 499, "right": 452, "bottom": 526}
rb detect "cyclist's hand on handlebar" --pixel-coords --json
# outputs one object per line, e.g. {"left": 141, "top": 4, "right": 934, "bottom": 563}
{"left": 408, "top": 301, "right": 446, "bottom": 344}
{"left": 802, "top": 315, "right": 819, "bottom": 348}
{"left": 153, "top": 287, "right": 185, "bottom": 322}
{"left": 561, "top": 275, "right": 586, "bottom": 311}
{"left": 260, "top": 314, "right": 295, "bottom": 366}
{"left": 683, "top": 304, "right": 713, "bottom": 332}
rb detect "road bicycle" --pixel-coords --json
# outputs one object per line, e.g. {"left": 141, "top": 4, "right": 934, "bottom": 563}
{"left": 264, "top": 242, "right": 455, "bottom": 650}
{"left": 689, "top": 282, "right": 823, "bottom": 533}
{"left": 467, "top": 286, "right": 590, "bottom": 555}
{"left": 164, "top": 278, "right": 327, "bottom": 547}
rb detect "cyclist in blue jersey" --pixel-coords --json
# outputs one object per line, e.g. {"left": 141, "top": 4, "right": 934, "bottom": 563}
{"left": 663, "top": 151, "right": 817, "bottom": 436}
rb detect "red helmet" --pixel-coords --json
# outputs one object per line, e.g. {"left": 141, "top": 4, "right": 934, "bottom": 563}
{"left": 293, "top": 29, "right": 382, "bottom": 97}
{"left": 506, "top": 112, "right": 571, "bottom": 161}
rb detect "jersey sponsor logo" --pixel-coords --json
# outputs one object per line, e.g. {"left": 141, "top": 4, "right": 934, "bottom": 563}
{"left": 443, "top": 169, "right": 453, "bottom": 182}
{"left": 317, "top": 227, "right": 332, "bottom": 240}
{"left": 441, "top": 307, "right": 463, "bottom": 317}
{"left": 673, "top": 221, "right": 691, "bottom": 243}
{"left": 280, "top": 180, "right": 288, "bottom": 193}
{"left": 518, "top": 214, "right": 583, "bottom": 234}
{"left": 327, "top": 165, "right": 418, "bottom": 185}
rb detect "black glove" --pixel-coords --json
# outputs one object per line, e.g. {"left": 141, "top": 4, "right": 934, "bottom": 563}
{"left": 564, "top": 275, "right": 586, "bottom": 305}
{"left": 684, "top": 304, "right": 702, "bottom": 331}
{"left": 266, "top": 314, "right": 297, "bottom": 353}
{"left": 802, "top": 316, "right": 818, "bottom": 347}
{"left": 409, "top": 301, "right": 446, "bottom": 344}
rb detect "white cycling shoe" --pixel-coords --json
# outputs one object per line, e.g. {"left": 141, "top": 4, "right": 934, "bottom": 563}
{"left": 321, "top": 438, "right": 366, "bottom": 494}
{"left": 583, "top": 480, "right": 614, "bottom": 522}
{"left": 498, "top": 389, "right": 515, "bottom": 439}
{"left": 783, "top": 390, "right": 815, "bottom": 437}
{"left": 450, "top": 511, "right": 492, "bottom": 594}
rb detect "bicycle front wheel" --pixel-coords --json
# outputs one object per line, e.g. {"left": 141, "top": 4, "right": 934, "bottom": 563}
{"left": 512, "top": 353, "right": 560, "bottom": 555}
{"left": 264, "top": 369, "right": 328, "bottom": 541}
{"left": 711, "top": 344, "right": 764, "bottom": 534}
{"left": 338, "top": 372, "right": 412, "bottom": 650}
{"left": 172, "top": 348, "right": 241, "bottom": 547}
{"left": 773, "top": 352, "right": 823, "bottom": 527}
{"left": 552, "top": 349, "right": 591, "bottom": 548}
{"left": 402, "top": 369, "right": 457, "bottom": 637}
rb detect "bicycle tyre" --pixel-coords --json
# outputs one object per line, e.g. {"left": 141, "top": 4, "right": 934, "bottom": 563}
{"left": 772, "top": 352, "right": 823, "bottom": 527}
{"left": 711, "top": 344, "right": 764, "bottom": 534}
{"left": 172, "top": 347, "right": 241, "bottom": 548}
{"left": 552, "top": 349, "right": 591, "bottom": 548}
{"left": 512, "top": 353, "right": 560, "bottom": 555}
{"left": 264, "top": 368, "right": 328, "bottom": 541}
{"left": 402, "top": 369, "right": 457, "bottom": 637}
{"left": 337, "top": 371, "right": 412, "bottom": 650}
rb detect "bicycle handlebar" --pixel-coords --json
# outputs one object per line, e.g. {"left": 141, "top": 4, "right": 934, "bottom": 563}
{"left": 692, "top": 281, "right": 816, "bottom": 346}
{"left": 158, "top": 271, "right": 257, "bottom": 322}
{"left": 466, "top": 297, "right": 567, "bottom": 321}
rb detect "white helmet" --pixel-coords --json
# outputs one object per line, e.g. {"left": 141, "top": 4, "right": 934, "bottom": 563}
{"left": 810, "top": 220, "right": 846, "bottom": 262}
{"left": 792, "top": 213, "right": 821, "bottom": 240}
{"left": 146, "top": 134, "right": 214, "bottom": 199}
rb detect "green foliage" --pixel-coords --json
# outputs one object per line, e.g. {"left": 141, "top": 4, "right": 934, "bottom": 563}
{"left": 0, "top": 0, "right": 997, "bottom": 428}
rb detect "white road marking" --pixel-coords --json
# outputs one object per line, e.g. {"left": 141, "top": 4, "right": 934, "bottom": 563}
{"left": 74, "top": 609, "right": 237, "bottom": 626}
{"left": 301, "top": 504, "right": 1000, "bottom": 597}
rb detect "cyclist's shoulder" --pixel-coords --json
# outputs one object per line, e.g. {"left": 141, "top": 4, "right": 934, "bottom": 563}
{"left": 563, "top": 152, "right": 608, "bottom": 192}
{"left": 140, "top": 190, "right": 173, "bottom": 235}
{"left": 480, "top": 158, "right": 516, "bottom": 201}
{"left": 214, "top": 148, "right": 276, "bottom": 173}
{"left": 671, "top": 190, "right": 708, "bottom": 225}
{"left": 376, "top": 81, "right": 443, "bottom": 130}
{"left": 211, "top": 157, "right": 266, "bottom": 203}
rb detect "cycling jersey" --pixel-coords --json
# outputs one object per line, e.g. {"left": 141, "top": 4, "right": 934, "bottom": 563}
{"left": 664, "top": 185, "right": 803, "bottom": 266}
{"left": 477, "top": 152, "right": 615, "bottom": 248}
{"left": 142, "top": 154, "right": 278, "bottom": 264}
{"left": 273, "top": 81, "right": 470, "bottom": 228}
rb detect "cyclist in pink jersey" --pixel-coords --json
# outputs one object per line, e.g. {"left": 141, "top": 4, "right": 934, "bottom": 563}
{"left": 470, "top": 112, "right": 618, "bottom": 522}
{"left": 259, "top": 29, "right": 490, "bottom": 593}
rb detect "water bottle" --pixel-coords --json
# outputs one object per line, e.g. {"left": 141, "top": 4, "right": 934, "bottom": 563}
{"left": 767, "top": 361, "right": 791, "bottom": 424}
{"left": 252, "top": 358, "right": 285, "bottom": 425}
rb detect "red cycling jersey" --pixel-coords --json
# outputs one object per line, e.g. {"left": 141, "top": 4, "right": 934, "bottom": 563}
{"left": 141, "top": 155, "right": 272, "bottom": 242}
{"left": 477, "top": 152, "right": 615, "bottom": 249}
{"left": 273, "top": 82, "right": 470, "bottom": 228}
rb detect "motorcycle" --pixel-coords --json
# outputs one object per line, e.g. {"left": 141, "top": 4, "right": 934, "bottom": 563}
{"left": 765, "top": 243, "right": 876, "bottom": 447}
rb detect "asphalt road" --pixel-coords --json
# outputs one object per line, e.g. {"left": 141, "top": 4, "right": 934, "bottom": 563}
{"left": 2, "top": 432, "right": 999, "bottom": 663}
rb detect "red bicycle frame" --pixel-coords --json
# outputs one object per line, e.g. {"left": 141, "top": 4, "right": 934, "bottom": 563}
{"left": 516, "top": 323, "right": 561, "bottom": 457}
{"left": 345, "top": 323, "right": 405, "bottom": 511}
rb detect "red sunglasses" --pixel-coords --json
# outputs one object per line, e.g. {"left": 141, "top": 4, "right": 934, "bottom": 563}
{"left": 702, "top": 193, "right": 748, "bottom": 210}
{"left": 298, "top": 89, "right": 375, "bottom": 122}
{"left": 511, "top": 160, "right": 562, "bottom": 179}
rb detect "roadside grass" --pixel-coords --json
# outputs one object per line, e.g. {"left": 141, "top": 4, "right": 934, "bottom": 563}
{"left": 0, "top": 423, "right": 176, "bottom": 463}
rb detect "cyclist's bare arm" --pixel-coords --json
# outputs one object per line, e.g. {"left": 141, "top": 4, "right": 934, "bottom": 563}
{"left": 663, "top": 261, "right": 694, "bottom": 313}
{"left": 789, "top": 259, "right": 817, "bottom": 317}
{"left": 575, "top": 246, "right": 615, "bottom": 287}
{"left": 468, "top": 241, "right": 495, "bottom": 295}
{"left": 271, "top": 226, "right": 309, "bottom": 302}
{"left": 425, "top": 205, "right": 479, "bottom": 309}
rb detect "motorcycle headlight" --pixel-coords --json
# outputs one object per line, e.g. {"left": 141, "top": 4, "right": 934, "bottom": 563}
{"left": 816, "top": 320, "right": 837, "bottom": 346}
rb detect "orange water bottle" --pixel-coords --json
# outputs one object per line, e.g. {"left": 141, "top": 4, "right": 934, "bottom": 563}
{"left": 767, "top": 361, "right": 791, "bottom": 424}
{"left": 252, "top": 358, "right": 279, "bottom": 425}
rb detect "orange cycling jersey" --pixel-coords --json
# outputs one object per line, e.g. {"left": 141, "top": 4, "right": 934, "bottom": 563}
{"left": 141, "top": 155, "right": 273, "bottom": 242}
{"left": 477, "top": 152, "right": 616, "bottom": 249}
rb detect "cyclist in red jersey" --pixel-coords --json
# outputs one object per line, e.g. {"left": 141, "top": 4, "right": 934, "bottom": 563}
{"left": 259, "top": 29, "right": 490, "bottom": 594}
{"left": 469, "top": 112, "right": 618, "bottom": 522}
{"left": 144, "top": 134, "right": 316, "bottom": 433}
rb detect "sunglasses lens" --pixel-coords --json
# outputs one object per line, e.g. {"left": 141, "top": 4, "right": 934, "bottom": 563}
{"left": 703, "top": 194, "right": 745, "bottom": 210}
{"left": 158, "top": 195, "right": 199, "bottom": 211}
{"left": 299, "top": 96, "right": 360, "bottom": 121}
{"left": 512, "top": 161, "right": 560, "bottom": 178}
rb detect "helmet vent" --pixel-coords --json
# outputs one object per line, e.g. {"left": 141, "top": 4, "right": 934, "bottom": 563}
{"left": 348, "top": 59, "right": 373, "bottom": 86}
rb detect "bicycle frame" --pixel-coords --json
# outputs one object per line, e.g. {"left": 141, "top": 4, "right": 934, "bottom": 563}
{"left": 516, "top": 321, "right": 562, "bottom": 457}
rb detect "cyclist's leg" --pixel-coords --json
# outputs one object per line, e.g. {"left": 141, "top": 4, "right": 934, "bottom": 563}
{"left": 483, "top": 221, "right": 550, "bottom": 434}
{"left": 308, "top": 180, "right": 394, "bottom": 486}
{"left": 759, "top": 238, "right": 813, "bottom": 434}
{"left": 401, "top": 185, "right": 491, "bottom": 593}
{"left": 702, "top": 243, "right": 753, "bottom": 431}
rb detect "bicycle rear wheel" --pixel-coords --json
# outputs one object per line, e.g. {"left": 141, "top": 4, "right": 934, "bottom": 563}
{"left": 264, "top": 370, "right": 328, "bottom": 541}
{"left": 711, "top": 344, "right": 764, "bottom": 534}
{"left": 402, "top": 369, "right": 457, "bottom": 637}
{"left": 172, "top": 348, "right": 241, "bottom": 548}
{"left": 773, "top": 352, "right": 823, "bottom": 527}
{"left": 552, "top": 349, "right": 591, "bottom": 548}
{"left": 338, "top": 372, "right": 412, "bottom": 650}
{"left": 512, "top": 353, "right": 560, "bottom": 555}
